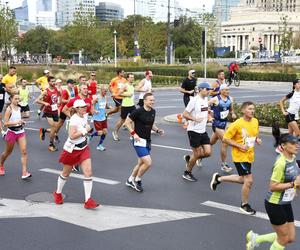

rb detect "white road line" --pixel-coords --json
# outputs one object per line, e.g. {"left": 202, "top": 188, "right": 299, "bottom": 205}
{"left": 202, "top": 201, "right": 300, "bottom": 228}
{"left": 25, "top": 127, "right": 39, "bottom": 131}
{"left": 236, "top": 94, "right": 283, "bottom": 99}
{"left": 40, "top": 168, "right": 120, "bottom": 185}
{"left": 152, "top": 144, "right": 192, "bottom": 152}
{"left": 155, "top": 106, "right": 180, "bottom": 109}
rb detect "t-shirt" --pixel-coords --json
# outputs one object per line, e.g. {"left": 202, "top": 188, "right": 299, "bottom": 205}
{"left": 19, "top": 87, "right": 29, "bottom": 106}
{"left": 66, "top": 96, "right": 92, "bottom": 114}
{"left": 181, "top": 77, "right": 196, "bottom": 97}
{"left": 68, "top": 113, "right": 89, "bottom": 145}
{"left": 43, "top": 87, "right": 60, "bottom": 114}
{"left": 185, "top": 95, "right": 208, "bottom": 134}
{"left": 60, "top": 87, "right": 78, "bottom": 111}
{"left": 36, "top": 76, "right": 48, "bottom": 91}
{"left": 122, "top": 84, "right": 135, "bottom": 107}
{"left": 88, "top": 80, "right": 97, "bottom": 97}
{"left": 109, "top": 76, "right": 127, "bottom": 99}
{"left": 93, "top": 95, "right": 106, "bottom": 121}
{"left": 2, "top": 74, "right": 17, "bottom": 86}
{"left": 223, "top": 117, "right": 259, "bottom": 163}
{"left": 286, "top": 90, "right": 300, "bottom": 115}
{"left": 266, "top": 154, "right": 299, "bottom": 205}
{"left": 129, "top": 107, "right": 156, "bottom": 141}
{"left": 138, "top": 78, "right": 152, "bottom": 100}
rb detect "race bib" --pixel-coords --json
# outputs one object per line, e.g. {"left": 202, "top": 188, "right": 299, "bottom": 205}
{"left": 220, "top": 110, "right": 229, "bottom": 119}
{"left": 99, "top": 103, "right": 106, "bottom": 109}
{"left": 51, "top": 104, "right": 58, "bottom": 111}
{"left": 282, "top": 188, "right": 296, "bottom": 202}
{"left": 134, "top": 138, "right": 147, "bottom": 147}
{"left": 245, "top": 137, "right": 256, "bottom": 148}
{"left": 63, "top": 140, "right": 75, "bottom": 153}
{"left": 0, "top": 94, "right": 3, "bottom": 100}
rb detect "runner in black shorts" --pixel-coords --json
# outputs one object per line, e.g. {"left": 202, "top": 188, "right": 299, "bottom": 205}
{"left": 246, "top": 134, "right": 300, "bottom": 250}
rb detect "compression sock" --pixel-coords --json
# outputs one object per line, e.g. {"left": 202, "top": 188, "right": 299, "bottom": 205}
{"left": 256, "top": 232, "right": 277, "bottom": 244}
{"left": 270, "top": 240, "right": 285, "bottom": 250}
{"left": 56, "top": 175, "right": 67, "bottom": 193}
{"left": 99, "top": 134, "right": 106, "bottom": 145}
{"left": 83, "top": 178, "right": 93, "bottom": 202}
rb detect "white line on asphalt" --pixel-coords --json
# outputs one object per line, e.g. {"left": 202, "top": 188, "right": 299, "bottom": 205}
{"left": 25, "top": 127, "right": 39, "bottom": 131}
{"left": 202, "top": 201, "right": 300, "bottom": 228}
{"left": 39, "top": 168, "right": 120, "bottom": 185}
{"left": 236, "top": 94, "right": 283, "bottom": 99}
{"left": 155, "top": 106, "right": 180, "bottom": 109}
{"left": 152, "top": 144, "right": 192, "bottom": 152}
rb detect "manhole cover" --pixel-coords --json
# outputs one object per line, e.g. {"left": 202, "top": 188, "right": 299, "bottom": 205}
{"left": 25, "top": 192, "right": 66, "bottom": 203}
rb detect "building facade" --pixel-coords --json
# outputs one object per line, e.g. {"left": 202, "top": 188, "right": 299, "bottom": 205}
{"left": 95, "top": 2, "right": 124, "bottom": 21}
{"left": 56, "top": 0, "right": 95, "bottom": 28}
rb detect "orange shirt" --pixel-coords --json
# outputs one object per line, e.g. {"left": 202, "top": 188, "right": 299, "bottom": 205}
{"left": 109, "top": 76, "right": 126, "bottom": 99}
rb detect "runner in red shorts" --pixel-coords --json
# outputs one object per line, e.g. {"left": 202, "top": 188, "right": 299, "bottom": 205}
{"left": 53, "top": 99, "right": 99, "bottom": 209}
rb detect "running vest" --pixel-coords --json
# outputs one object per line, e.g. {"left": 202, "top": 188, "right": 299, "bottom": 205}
{"left": 212, "top": 95, "right": 232, "bottom": 128}
{"left": 139, "top": 78, "right": 152, "bottom": 100}
{"left": 43, "top": 87, "right": 59, "bottom": 114}
{"left": 93, "top": 95, "right": 106, "bottom": 121}
{"left": 19, "top": 87, "right": 29, "bottom": 106}
{"left": 8, "top": 106, "right": 24, "bottom": 134}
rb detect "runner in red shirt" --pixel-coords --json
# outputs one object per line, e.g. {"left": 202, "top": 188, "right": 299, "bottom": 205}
{"left": 87, "top": 72, "right": 97, "bottom": 99}
{"left": 36, "top": 76, "right": 60, "bottom": 152}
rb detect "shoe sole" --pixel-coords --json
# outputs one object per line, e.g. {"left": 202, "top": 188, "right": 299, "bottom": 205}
{"left": 239, "top": 207, "right": 256, "bottom": 215}
{"left": 134, "top": 187, "right": 143, "bottom": 192}
{"left": 210, "top": 173, "right": 219, "bottom": 191}
{"left": 84, "top": 204, "right": 99, "bottom": 209}
{"left": 182, "top": 175, "right": 197, "bottom": 182}
{"left": 125, "top": 182, "right": 135, "bottom": 189}
{"left": 22, "top": 174, "right": 32, "bottom": 180}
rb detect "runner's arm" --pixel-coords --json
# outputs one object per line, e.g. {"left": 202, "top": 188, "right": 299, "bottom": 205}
{"left": 135, "top": 79, "right": 145, "bottom": 92}
{"left": 279, "top": 96, "right": 289, "bottom": 115}
{"left": 35, "top": 92, "right": 49, "bottom": 106}
{"left": 69, "top": 125, "right": 88, "bottom": 140}
{"left": 62, "top": 105, "right": 72, "bottom": 118}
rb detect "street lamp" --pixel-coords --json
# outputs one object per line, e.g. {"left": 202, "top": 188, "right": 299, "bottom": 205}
{"left": 114, "top": 30, "right": 117, "bottom": 68}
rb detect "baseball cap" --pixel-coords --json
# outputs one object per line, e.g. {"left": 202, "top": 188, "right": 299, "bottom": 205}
{"left": 67, "top": 79, "right": 74, "bottom": 84}
{"left": 55, "top": 79, "right": 62, "bottom": 84}
{"left": 188, "top": 69, "right": 195, "bottom": 75}
{"left": 44, "top": 70, "right": 50, "bottom": 74}
{"left": 74, "top": 99, "right": 87, "bottom": 108}
{"left": 197, "top": 82, "right": 212, "bottom": 90}
{"left": 279, "top": 134, "right": 298, "bottom": 144}
{"left": 220, "top": 84, "right": 229, "bottom": 91}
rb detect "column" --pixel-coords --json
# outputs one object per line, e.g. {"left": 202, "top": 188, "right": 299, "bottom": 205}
{"left": 270, "top": 34, "right": 274, "bottom": 55}
{"left": 234, "top": 35, "right": 238, "bottom": 52}
{"left": 230, "top": 36, "right": 233, "bottom": 51}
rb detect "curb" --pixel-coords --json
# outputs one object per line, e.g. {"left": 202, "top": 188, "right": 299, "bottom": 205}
{"left": 163, "top": 114, "right": 289, "bottom": 135}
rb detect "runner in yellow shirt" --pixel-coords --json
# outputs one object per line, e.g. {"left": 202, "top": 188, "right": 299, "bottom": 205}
{"left": 2, "top": 66, "right": 18, "bottom": 112}
{"left": 35, "top": 69, "right": 50, "bottom": 117}
{"left": 210, "top": 101, "right": 262, "bottom": 215}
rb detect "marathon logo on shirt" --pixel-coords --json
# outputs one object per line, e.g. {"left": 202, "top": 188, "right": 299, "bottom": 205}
{"left": 201, "top": 106, "right": 208, "bottom": 112}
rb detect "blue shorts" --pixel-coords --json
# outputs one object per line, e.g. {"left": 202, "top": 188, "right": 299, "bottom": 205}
{"left": 132, "top": 140, "right": 151, "bottom": 158}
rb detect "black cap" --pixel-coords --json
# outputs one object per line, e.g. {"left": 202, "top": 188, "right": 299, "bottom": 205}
{"left": 279, "top": 134, "right": 298, "bottom": 144}
{"left": 67, "top": 79, "right": 74, "bottom": 84}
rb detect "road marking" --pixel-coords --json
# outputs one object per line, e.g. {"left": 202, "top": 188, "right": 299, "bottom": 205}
{"left": 236, "top": 94, "right": 283, "bottom": 99}
{"left": 25, "top": 127, "right": 39, "bottom": 131}
{"left": 152, "top": 143, "right": 192, "bottom": 152}
{"left": 39, "top": 168, "right": 120, "bottom": 185}
{"left": 0, "top": 198, "right": 212, "bottom": 232}
{"left": 155, "top": 106, "right": 180, "bottom": 109}
{"left": 202, "top": 201, "right": 300, "bottom": 228}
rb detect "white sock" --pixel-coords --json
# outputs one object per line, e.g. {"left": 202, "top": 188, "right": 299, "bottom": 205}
{"left": 56, "top": 175, "right": 67, "bottom": 194}
{"left": 83, "top": 178, "right": 93, "bottom": 202}
{"left": 129, "top": 175, "right": 135, "bottom": 182}
{"left": 135, "top": 176, "right": 141, "bottom": 182}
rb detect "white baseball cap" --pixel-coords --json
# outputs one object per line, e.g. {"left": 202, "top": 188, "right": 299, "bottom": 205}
{"left": 188, "top": 69, "right": 195, "bottom": 75}
{"left": 74, "top": 99, "right": 87, "bottom": 108}
{"left": 44, "top": 70, "right": 50, "bottom": 74}
{"left": 220, "top": 84, "right": 229, "bottom": 91}
{"left": 55, "top": 79, "right": 62, "bottom": 84}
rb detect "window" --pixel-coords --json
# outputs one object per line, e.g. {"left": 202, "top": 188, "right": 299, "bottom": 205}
{"left": 253, "top": 27, "right": 255, "bottom": 31}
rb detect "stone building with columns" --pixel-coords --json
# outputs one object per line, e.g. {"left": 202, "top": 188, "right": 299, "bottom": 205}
{"left": 220, "top": 0, "right": 300, "bottom": 54}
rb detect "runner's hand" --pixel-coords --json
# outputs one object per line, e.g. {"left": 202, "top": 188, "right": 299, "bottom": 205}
{"left": 295, "top": 176, "right": 300, "bottom": 189}
{"left": 283, "top": 111, "right": 288, "bottom": 116}
{"left": 231, "top": 113, "right": 237, "bottom": 120}
{"left": 157, "top": 129, "right": 164, "bottom": 136}
{"left": 133, "top": 134, "right": 140, "bottom": 142}
{"left": 239, "top": 144, "right": 249, "bottom": 152}
{"left": 85, "top": 124, "right": 91, "bottom": 133}
{"left": 256, "top": 138, "right": 262, "bottom": 145}
{"left": 189, "top": 90, "right": 194, "bottom": 94}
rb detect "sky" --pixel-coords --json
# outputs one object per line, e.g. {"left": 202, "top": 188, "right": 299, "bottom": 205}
{"left": 5, "top": 0, "right": 214, "bottom": 16}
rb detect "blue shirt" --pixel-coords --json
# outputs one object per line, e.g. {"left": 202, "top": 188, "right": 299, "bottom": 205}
{"left": 212, "top": 95, "right": 232, "bottom": 129}
{"left": 93, "top": 95, "right": 106, "bottom": 121}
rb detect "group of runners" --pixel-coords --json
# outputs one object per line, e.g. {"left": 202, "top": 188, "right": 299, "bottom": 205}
{"left": 0, "top": 65, "right": 299, "bottom": 249}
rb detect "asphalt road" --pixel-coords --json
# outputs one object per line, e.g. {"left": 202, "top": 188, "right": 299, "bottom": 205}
{"left": 0, "top": 86, "right": 299, "bottom": 250}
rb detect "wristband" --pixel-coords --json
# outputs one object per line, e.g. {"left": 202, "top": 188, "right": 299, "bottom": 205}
{"left": 130, "top": 130, "right": 136, "bottom": 136}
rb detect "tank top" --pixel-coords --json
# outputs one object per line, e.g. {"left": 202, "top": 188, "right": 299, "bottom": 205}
{"left": 212, "top": 95, "right": 232, "bottom": 128}
{"left": 43, "top": 87, "right": 59, "bottom": 114}
{"left": 8, "top": 106, "right": 24, "bottom": 134}
{"left": 287, "top": 90, "right": 300, "bottom": 114}
{"left": 93, "top": 95, "right": 106, "bottom": 121}
{"left": 139, "top": 78, "right": 152, "bottom": 100}
{"left": 19, "top": 87, "right": 29, "bottom": 106}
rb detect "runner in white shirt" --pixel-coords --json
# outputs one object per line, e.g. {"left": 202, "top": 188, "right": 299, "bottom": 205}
{"left": 182, "top": 82, "right": 213, "bottom": 182}
{"left": 136, "top": 70, "right": 152, "bottom": 107}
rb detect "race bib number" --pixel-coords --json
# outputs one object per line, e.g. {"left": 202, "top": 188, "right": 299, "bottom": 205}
{"left": 282, "top": 188, "right": 296, "bottom": 202}
{"left": 245, "top": 137, "right": 256, "bottom": 148}
{"left": 134, "top": 138, "right": 147, "bottom": 147}
{"left": 63, "top": 140, "right": 75, "bottom": 153}
{"left": 51, "top": 104, "right": 58, "bottom": 111}
{"left": 99, "top": 103, "right": 106, "bottom": 109}
{"left": 220, "top": 110, "right": 229, "bottom": 119}
{"left": 0, "top": 94, "right": 3, "bottom": 100}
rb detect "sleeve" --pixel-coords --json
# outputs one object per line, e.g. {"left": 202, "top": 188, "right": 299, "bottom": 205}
{"left": 2, "top": 76, "right": 8, "bottom": 85}
{"left": 66, "top": 98, "right": 74, "bottom": 108}
{"left": 129, "top": 108, "right": 140, "bottom": 121}
{"left": 185, "top": 97, "right": 196, "bottom": 113}
{"left": 223, "top": 121, "right": 238, "bottom": 140}
{"left": 181, "top": 78, "right": 187, "bottom": 89}
{"left": 286, "top": 91, "right": 294, "bottom": 99}
{"left": 271, "top": 159, "right": 285, "bottom": 183}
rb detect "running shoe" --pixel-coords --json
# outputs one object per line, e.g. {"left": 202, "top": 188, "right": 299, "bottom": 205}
{"left": 221, "top": 162, "right": 233, "bottom": 173}
{"left": 246, "top": 230, "right": 259, "bottom": 250}
{"left": 53, "top": 191, "right": 63, "bottom": 204}
{"left": 96, "top": 144, "right": 106, "bottom": 151}
{"left": 112, "top": 131, "right": 120, "bottom": 141}
{"left": 37, "top": 110, "right": 41, "bottom": 118}
{"left": 196, "top": 158, "right": 202, "bottom": 167}
{"left": 39, "top": 128, "right": 46, "bottom": 141}
{"left": 125, "top": 178, "right": 135, "bottom": 189}
{"left": 182, "top": 171, "right": 197, "bottom": 182}
{"left": 0, "top": 166, "right": 5, "bottom": 176}
{"left": 84, "top": 198, "right": 99, "bottom": 209}
{"left": 134, "top": 180, "right": 143, "bottom": 192}
{"left": 240, "top": 203, "right": 256, "bottom": 215}
{"left": 210, "top": 173, "right": 221, "bottom": 191}
{"left": 21, "top": 172, "right": 32, "bottom": 180}
{"left": 177, "top": 114, "right": 183, "bottom": 124}
{"left": 72, "top": 165, "right": 80, "bottom": 172}
{"left": 48, "top": 144, "right": 58, "bottom": 152}
{"left": 1, "top": 130, "right": 6, "bottom": 139}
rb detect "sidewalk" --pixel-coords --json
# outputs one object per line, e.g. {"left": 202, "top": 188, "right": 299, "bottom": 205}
{"left": 163, "top": 114, "right": 289, "bottom": 135}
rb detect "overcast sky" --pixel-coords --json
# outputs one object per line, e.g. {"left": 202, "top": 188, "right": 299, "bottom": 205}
{"left": 6, "top": 0, "right": 214, "bottom": 15}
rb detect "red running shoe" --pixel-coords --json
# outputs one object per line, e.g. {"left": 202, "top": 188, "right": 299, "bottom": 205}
{"left": 53, "top": 191, "right": 63, "bottom": 204}
{"left": 84, "top": 198, "right": 99, "bottom": 209}
{"left": 0, "top": 166, "right": 5, "bottom": 176}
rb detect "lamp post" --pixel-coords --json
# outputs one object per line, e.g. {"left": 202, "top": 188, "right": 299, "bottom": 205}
{"left": 114, "top": 30, "right": 117, "bottom": 68}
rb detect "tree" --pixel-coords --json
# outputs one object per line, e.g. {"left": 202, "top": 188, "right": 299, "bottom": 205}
{"left": 0, "top": 4, "right": 18, "bottom": 60}
{"left": 279, "top": 15, "right": 293, "bottom": 52}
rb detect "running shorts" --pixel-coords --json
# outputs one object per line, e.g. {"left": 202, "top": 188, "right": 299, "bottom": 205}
{"left": 264, "top": 200, "right": 294, "bottom": 225}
